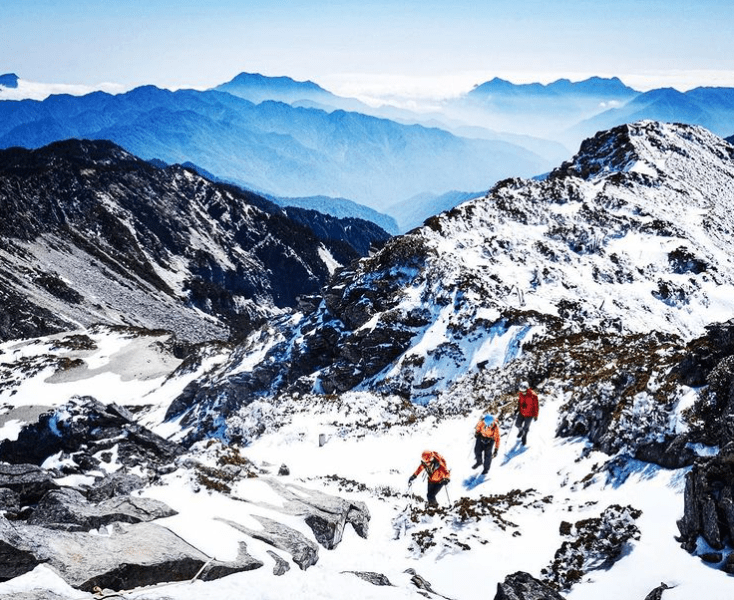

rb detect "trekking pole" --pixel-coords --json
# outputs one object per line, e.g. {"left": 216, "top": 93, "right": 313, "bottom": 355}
{"left": 444, "top": 484, "right": 451, "bottom": 505}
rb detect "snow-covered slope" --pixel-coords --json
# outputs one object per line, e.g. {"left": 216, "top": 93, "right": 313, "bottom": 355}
{"left": 0, "top": 121, "right": 733, "bottom": 599}
{"left": 174, "top": 122, "right": 734, "bottom": 434}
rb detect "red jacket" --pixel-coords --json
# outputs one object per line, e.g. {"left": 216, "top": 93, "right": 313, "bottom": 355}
{"left": 413, "top": 451, "right": 450, "bottom": 483}
{"left": 518, "top": 389, "right": 539, "bottom": 418}
{"left": 475, "top": 419, "right": 500, "bottom": 450}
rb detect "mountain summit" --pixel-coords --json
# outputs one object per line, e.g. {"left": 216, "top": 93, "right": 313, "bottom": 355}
{"left": 174, "top": 121, "right": 734, "bottom": 443}
{"left": 214, "top": 72, "right": 335, "bottom": 105}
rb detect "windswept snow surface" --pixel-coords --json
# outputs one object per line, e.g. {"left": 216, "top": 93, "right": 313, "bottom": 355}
{"left": 0, "top": 358, "right": 731, "bottom": 599}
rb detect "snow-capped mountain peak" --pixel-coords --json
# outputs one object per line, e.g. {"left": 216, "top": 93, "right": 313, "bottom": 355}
{"left": 553, "top": 120, "right": 734, "bottom": 183}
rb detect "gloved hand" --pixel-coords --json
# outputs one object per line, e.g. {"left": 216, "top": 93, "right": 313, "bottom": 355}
{"left": 534, "top": 417, "right": 538, "bottom": 421}
{"left": 493, "top": 449, "right": 498, "bottom": 458}
{"left": 443, "top": 478, "right": 450, "bottom": 485}
{"left": 409, "top": 475, "right": 416, "bottom": 484}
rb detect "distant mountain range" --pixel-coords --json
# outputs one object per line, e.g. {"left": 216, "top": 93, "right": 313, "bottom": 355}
{"left": 572, "top": 86, "right": 734, "bottom": 142}
{"left": 0, "top": 85, "right": 549, "bottom": 216}
{"left": 2, "top": 72, "right": 734, "bottom": 233}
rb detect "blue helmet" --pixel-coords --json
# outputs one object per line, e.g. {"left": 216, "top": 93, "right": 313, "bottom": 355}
{"left": 483, "top": 414, "right": 494, "bottom": 426}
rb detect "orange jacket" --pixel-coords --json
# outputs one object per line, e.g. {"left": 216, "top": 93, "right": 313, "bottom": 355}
{"left": 413, "top": 451, "right": 450, "bottom": 483}
{"left": 475, "top": 419, "right": 500, "bottom": 450}
{"left": 519, "top": 389, "right": 539, "bottom": 418}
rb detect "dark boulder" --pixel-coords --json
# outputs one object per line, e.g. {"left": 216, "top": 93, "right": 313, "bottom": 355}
{"left": 0, "top": 463, "right": 58, "bottom": 507}
{"left": 495, "top": 571, "right": 567, "bottom": 600}
{"left": 677, "top": 442, "right": 734, "bottom": 558}
{"left": 541, "top": 504, "right": 642, "bottom": 591}
{"left": 0, "top": 397, "right": 184, "bottom": 476}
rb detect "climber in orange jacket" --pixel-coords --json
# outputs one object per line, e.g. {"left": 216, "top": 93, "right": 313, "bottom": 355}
{"left": 515, "top": 381, "right": 539, "bottom": 446}
{"left": 409, "top": 450, "right": 451, "bottom": 506}
{"left": 473, "top": 414, "right": 500, "bottom": 475}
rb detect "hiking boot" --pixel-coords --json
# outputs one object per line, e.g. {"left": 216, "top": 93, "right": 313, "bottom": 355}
{"left": 521, "top": 433, "right": 527, "bottom": 446}
{"left": 481, "top": 468, "right": 489, "bottom": 475}
{"left": 472, "top": 461, "right": 482, "bottom": 469}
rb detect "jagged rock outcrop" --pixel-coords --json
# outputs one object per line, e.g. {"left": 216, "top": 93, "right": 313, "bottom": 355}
{"left": 27, "top": 488, "right": 177, "bottom": 531}
{"left": 677, "top": 442, "right": 734, "bottom": 572}
{"left": 255, "top": 478, "right": 370, "bottom": 549}
{"left": 217, "top": 516, "right": 319, "bottom": 571}
{"left": 343, "top": 571, "right": 394, "bottom": 586}
{"left": 495, "top": 572, "right": 567, "bottom": 600}
{"left": 267, "top": 550, "right": 291, "bottom": 576}
{"left": 643, "top": 582, "right": 675, "bottom": 600}
{"left": 0, "top": 397, "right": 184, "bottom": 477}
{"left": 541, "top": 505, "right": 642, "bottom": 591}
{"left": 0, "top": 463, "right": 58, "bottom": 513}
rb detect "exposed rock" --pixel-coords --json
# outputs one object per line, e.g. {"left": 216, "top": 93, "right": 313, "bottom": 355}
{"left": 643, "top": 582, "right": 675, "bottom": 600}
{"left": 541, "top": 504, "right": 642, "bottom": 591}
{"left": 676, "top": 443, "right": 734, "bottom": 557}
{"left": 634, "top": 434, "right": 695, "bottom": 469}
{"left": 0, "top": 486, "right": 21, "bottom": 517}
{"left": 404, "top": 568, "right": 454, "bottom": 599}
{"left": 699, "top": 552, "right": 722, "bottom": 563}
{"left": 0, "top": 592, "right": 73, "bottom": 600}
{"left": 343, "top": 570, "right": 393, "bottom": 586}
{"left": 495, "top": 571, "right": 567, "bottom": 600}
{"left": 0, "top": 516, "right": 259, "bottom": 591}
{"left": 267, "top": 550, "right": 291, "bottom": 576}
{"left": 86, "top": 472, "right": 146, "bottom": 503}
{"left": 251, "top": 478, "right": 370, "bottom": 549}
{"left": 724, "top": 552, "right": 734, "bottom": 575}
{"left": 0, "top": 398, "right": 184, "bottom": 476}
{"left": 0, "top": 463, "right": 58, "bottom": 507}
{"left": 0, "top": 139, "right": 386, "bottom": 343}
{"left": 198, "top": 541, "right": 263, "bottom": 581}
{"left": 217, "top": 515, "right": 319, "bottom": 570}
{"left": 28, "top": 488, "right": 177, "bottom": 531}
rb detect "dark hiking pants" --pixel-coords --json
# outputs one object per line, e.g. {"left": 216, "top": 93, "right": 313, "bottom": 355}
{"left": 427, "top": 481, "right": 447, "bottom": 505}
{"left": 515, "top": 414, "right": 534, "bottom": 443}
{"left": 474, "top": 436, "right": 495, "bottom": 474}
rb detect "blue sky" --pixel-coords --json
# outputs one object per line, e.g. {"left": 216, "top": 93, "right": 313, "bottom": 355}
{"left": 3, "top": 0, "right": 734, "bottom": 100}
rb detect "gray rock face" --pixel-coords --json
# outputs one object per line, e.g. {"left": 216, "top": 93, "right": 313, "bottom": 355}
{"left": 0, "top": 463, "right": 58, "bottom": 507}
{"left": 0, "top": 398, "right": 184, "bottom": 477}
{"left": 258, "top": 478, "right": 370, "bottom": 549}
{"left": 495, "top": 571, "right": 567, "bottom": 600}
{"left": 0, "top": 516, "right": 261, "bottom": 591}
{"left": 0, "top": 593, "right": 73, "bottom": 600}
{"left": 267, "top": 550, "right": 291, "bottom": 576}
{"left": 28, "top": 488, "right": 178, "bottom": 531}
{"left": 677, "top": 442, "right": 734, "bottom": 560}
{"left": 218, "top": 515, "right": 319, "bottom": 570}
{"left": 343, "top": 570, "right": 393, "bottom": 586}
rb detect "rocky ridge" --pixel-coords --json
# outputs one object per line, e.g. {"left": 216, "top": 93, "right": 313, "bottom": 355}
{"left": 0, "top": 140, "right": 389, "bottom": 343}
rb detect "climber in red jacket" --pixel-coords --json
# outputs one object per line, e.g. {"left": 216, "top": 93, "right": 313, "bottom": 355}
{"left": 515, "top": 381, "right": 539, "bottom": 446}
{"left": 409, "top": 450, "right": 451, "bottom": 506}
